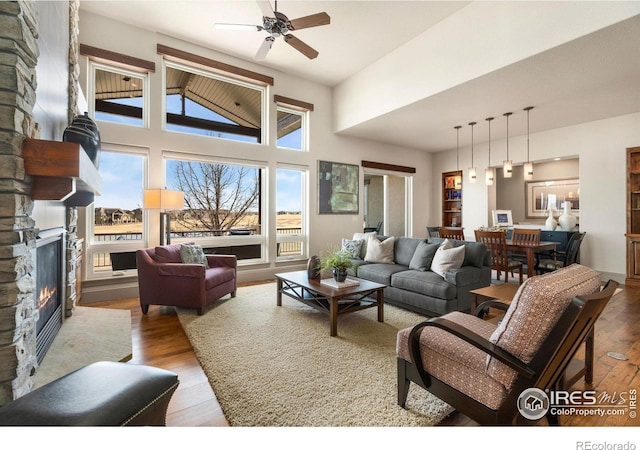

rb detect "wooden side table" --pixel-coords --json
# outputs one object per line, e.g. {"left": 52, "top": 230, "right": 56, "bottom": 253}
{"left": 469, "top": 283, "right": 594, "bottom": 389}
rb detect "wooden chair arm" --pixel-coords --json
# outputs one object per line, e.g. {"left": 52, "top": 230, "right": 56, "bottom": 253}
{"left": 407, "top": 317, "right": 537, "bottom": 389}
{"left": 475, "top": 299, "right": 510, "bottom": 319}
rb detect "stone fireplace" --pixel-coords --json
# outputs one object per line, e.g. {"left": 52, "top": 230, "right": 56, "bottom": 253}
{"left": 0, "top": 1, "right": 82, "bottom": 405}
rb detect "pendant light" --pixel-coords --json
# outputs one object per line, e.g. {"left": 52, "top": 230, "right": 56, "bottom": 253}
{"left": 523, "top": 106, "right": 534, "bottom": 180}
{"left": 468, "top": 121, "right": 477, "bottom": 183}
{"left": 454, "top": 125, "right": 462, "bottom": 188}
{"left": 503, "top": 112, "right": 513, "bottom": 178}
{"left": 485, "top": 117, "right": 495, "bottom": 185}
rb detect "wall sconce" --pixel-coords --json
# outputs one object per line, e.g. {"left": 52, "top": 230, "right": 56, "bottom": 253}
{"left": 503, "top": 112, "right": 513, "bottom": 178}
{"left": 485, "top": 117, "right": 495, "bottom": 185}
{"left": 523, "top": 106, "right": 534, "bottom": 180}
{"left": 144, "top": 188, "right": 185, "bottom": 245}
{"left": 468, "top": 121, "right": 477, "bottom": 183}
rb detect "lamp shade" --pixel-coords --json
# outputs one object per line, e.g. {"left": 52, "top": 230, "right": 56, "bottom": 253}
{"left": 144, "top": 189, "right": 184, "bottom": 210}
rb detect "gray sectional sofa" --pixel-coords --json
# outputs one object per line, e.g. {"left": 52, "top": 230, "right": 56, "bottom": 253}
{"left": 347, "top": 236, "right": 491, "bottom": 316}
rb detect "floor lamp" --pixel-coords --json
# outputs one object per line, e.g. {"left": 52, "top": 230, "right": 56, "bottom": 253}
{"left": 143, "top": 189, "right": 185, "bottom": 245}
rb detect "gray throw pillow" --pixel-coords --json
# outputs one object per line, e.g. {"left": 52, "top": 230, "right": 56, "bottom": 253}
{"left": 341, "top": 238, "right": 364, "bottom": 259}
{"left": 408, "top": 241, "right": 439, "bottom": 271}
{"left": 180, "top": 244, "right": 209, "bottom": 267}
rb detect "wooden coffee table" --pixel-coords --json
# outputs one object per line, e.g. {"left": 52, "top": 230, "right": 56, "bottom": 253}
{"left": 275, "top": 270, "right": 385, "bottom": 337}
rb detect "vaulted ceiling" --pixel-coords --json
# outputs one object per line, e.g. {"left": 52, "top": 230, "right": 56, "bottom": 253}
{"left": 79, "top": 1, "right": 640, "bottom": 153}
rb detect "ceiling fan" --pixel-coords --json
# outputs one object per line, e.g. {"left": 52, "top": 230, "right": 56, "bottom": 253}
{"left": 214, "top": 1, "right": 330, "bottom": 60}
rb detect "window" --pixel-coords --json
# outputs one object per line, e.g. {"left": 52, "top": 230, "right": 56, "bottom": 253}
{"left": 91, "top": 65, "right": 148, "bottom": 127}
{"left": 276, "top": 166, "right": 307, "bottom": 260}
{"left": 164, "top": 62, "right": 266, "bottom": 144}
{"left": 88, "top": 149, "right": 146, "bottom": 278}
{"left": 164, "top": 156, "right": 266, "bottom": 262}
{"left": 276, "top": 106, "right": 306, "bottom": 151}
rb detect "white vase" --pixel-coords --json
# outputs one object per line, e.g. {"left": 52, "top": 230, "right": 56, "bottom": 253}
{"left": 545, "top": 209, "right": 557, "bottom": 231}
{"left": 558, "top": 202, "right": 577, "bottom": 231}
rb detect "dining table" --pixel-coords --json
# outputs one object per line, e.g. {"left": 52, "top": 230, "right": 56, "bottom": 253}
{"left": 505, "top": 239, "right": 558, "bottom": 277}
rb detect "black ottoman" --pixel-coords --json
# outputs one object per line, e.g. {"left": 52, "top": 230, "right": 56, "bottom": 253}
{"left": 0, "top": 361, "right": 179, "bottom": 426}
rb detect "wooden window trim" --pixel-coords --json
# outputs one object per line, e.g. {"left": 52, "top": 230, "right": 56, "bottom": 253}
{"left": 274, "top": 95, "right": 314, "bottom": 112}
{"left": 80, "top": 44, "right": 155, "bottom": 73}
{"left": 157, "top": 44, "right": 274, "bottom": 86}
{"left": 361, "top": 160, "right": 416, "bottom": 174}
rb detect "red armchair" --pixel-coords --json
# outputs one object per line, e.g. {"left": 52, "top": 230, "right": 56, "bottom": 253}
{"left": 136, "top": 243, "right": 237, "bottom": 315}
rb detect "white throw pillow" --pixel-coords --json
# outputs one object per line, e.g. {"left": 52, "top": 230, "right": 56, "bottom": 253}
{"left": 430, "top": 239, "right": 465, "bottom": 278}
{"left": 352, "top": 231, "right": 378, "bottom": 259}
{"left": 364, "top": 236, "right": 395, "bottom": 264}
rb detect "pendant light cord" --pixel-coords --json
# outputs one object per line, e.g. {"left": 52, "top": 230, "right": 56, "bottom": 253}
{"left": 469, "top": 122, "right": 476, "bottom": 166}
{"left": 524, "top": 106, "right": 534, "bottom": 162}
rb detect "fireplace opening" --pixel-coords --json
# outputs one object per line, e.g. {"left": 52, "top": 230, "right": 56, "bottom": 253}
{"left": 35, "top": 228, "right": 66, "bottom": 364}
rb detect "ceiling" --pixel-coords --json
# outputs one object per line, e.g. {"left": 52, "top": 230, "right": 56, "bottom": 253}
{"left": 79, "top": 1, "right": 640, "bottom": 153}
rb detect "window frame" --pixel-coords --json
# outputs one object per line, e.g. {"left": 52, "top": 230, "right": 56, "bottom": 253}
{"left": 162, "top": 60, "right": 268, "bottom": 145}
{"left": 276, "top": 105, "right": 308, "bottom": 151}
{"left": 85, "top": 144, "right": 149, "bottom": 281}
{"left": 162, "top": 151, "right": 269, "bottom": 266}
{"left": 88, "top": 61, "right": 150, "bottom": 128}
{"left": 275, "top": 164, "right": 309, "bottom": 262}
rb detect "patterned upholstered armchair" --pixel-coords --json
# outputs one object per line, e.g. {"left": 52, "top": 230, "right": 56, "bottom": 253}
{"left": 396, "top": 264, "right": 617, "bottom": 425}
{"left": 136, "top": 243, "right": 237, "bottom": 315}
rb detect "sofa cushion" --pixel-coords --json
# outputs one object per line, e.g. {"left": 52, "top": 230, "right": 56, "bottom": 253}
{"left": 180, "top": 244, "right": 209, "bottom": 267}
{"left": 394, "top": 237, "right": 423, "bottom": 267}
{"left": 486, "top": 264, "right": 601, "bottom": 389}
{"left": 341, "top": 238, "right": 364, "bottom": 259}
{"left": 430, "top": 240, "right": 465, "bottom": 277}
{"left": 397, "top": 312, "right": 507, "bottom": 410}
{"left": 408, "top": 241, "right": 439, "bottom": 271}
{"left": 153, "top": 243, "right": 184, "bottom": 263}
{"left": 356, "top": 263, "right": 406, "bottom": 286}
{"left": 365, "top": 236, "right": 395, "bottom": 263}
{"left": 391, "top": 270, "right": 457, "bottom": 300}
{"left": 204, "top": 266, "right": 236, "bottom": 290}
{"left": 429, "top": 237, "right": 486, "bottom": 268}
{"left": 352, "top": 232, "right": 377, "bottom": 259}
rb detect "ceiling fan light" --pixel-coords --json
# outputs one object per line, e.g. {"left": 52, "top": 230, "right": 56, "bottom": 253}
{"left": 485, "top": 167, "right": 494, "bottom": 185}
{"left": 503, "top": 160, "right": 513, "bottom": 178}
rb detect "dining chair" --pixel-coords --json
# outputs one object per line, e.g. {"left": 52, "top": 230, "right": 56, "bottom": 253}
{"left": 439, "top": 227, "right": 465, "bottom": 240}
{"left": 510, "top": 228, "right": 541, "bottom": 270}
{"left": 537, "top": 232, "right": 586, "bottom": 274}
{"left": 426, "top": 226, "right": 440, "bottom": 238}
{"left": 474, "top": 229, "right": 523, "bottom": 284}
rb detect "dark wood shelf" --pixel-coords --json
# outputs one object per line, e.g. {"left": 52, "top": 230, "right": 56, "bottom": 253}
{"left": 23, "top": 138, "right": 101, "bottom": 206}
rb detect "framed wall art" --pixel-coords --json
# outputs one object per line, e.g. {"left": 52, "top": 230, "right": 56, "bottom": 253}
{"left": 525, "top": 178, "right": 580, "bottom": 218}
{"left": 318, "top": 160, "right": 359, "bottom": 214}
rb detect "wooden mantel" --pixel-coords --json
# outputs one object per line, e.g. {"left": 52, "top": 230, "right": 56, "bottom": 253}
{"left": 22, "top": 138, "right": 101, "bottom": 206}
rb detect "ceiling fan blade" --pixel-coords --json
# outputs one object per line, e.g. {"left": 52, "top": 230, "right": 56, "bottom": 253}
{"left": 284, "top": 34, "right": 319, "bottom": 59}
{"left": 215, "top": 23, "right": 261, "bottom": 31}
{"left": 256, "top": 0, "right": 274, "bottom": 17}
{"left": 255, "top": 37, "right": 274, "bottom": 60}
{"left": 289, "top": 12, "right": 330, "bottom": 30}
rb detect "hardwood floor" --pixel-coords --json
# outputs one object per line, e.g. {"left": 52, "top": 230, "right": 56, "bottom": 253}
{"left": 85, "top": 283, "right": 640, "bottom": 427}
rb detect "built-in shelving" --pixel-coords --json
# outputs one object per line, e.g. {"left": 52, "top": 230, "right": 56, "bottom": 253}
{"left": 627, "top": 146, "right": 640, "bottom": 287}
{"left": 22, "top": 138, "right": 101, "bottom": 207}
{"left": 442, "top": 170, "right": 462, "bottom": 227}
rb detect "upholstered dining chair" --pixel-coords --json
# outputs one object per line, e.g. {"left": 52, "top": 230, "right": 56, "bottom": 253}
{"left": 136, "top": 243, "right": 237, "bottom": 315}
{"left": 474, "top": 229, "right": 523, "bottom": 284}
{"left": 396, "top": 264, "right": 617, "bottom": 425}
{"left": 537, "top": 232, "right": 586, "bottom": 274}
{"left": 439, "top": 227, "right": 465, "bottom": 240}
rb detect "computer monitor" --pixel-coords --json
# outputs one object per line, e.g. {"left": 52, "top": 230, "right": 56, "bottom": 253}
{"left": 492, "top": 210, "right": 513, "bottom": 227}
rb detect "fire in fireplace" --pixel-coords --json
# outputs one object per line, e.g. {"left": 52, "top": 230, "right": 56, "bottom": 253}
{"left": 35, "top": 228, "right": 66, "bottom": 364}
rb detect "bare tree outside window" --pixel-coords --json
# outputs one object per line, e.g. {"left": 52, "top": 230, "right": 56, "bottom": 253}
{"left": 169, "top": 160, "right": 260, "bottom": 234}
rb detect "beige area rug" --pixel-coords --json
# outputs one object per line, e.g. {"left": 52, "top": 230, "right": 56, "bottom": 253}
{"left": 33, "top": 306, "right": 132, "bottom": 388}
{"left": 176, "top": 282, "right": 454, "bottom": 426}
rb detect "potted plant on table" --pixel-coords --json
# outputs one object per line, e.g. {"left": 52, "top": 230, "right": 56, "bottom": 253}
{"left": 320, "top": 248, "right": 354, "bottom": 282}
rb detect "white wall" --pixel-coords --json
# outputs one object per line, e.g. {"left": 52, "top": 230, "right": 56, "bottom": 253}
{"left": 433, "top": 112, "right": 640, "bottom": 282}
{"left": 78, "top": 12, "right": 433, "bottom": 288}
